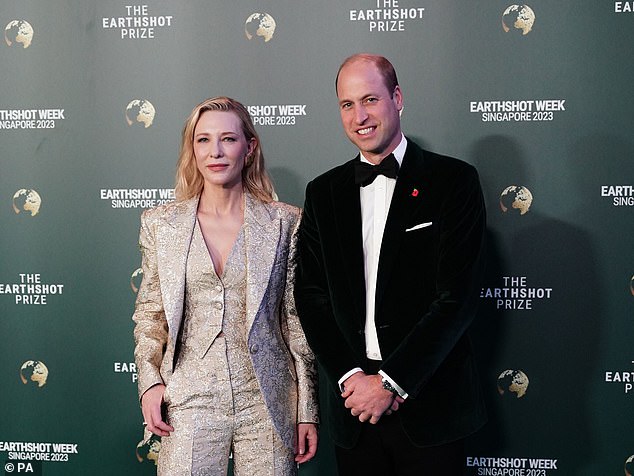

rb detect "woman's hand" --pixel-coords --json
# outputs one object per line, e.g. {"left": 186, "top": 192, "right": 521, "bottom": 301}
{"left": 140, "top": 384, "right": 174, "bottom": 436}
{"left": 295, "top": 423, "right": 318, "bottom": 464}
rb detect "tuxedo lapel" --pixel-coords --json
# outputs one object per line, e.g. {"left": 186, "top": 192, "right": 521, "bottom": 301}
{"left": 244, "top": 193, "right": 280, "bottom": 333}
{"left": 156, "top": 196, "right": 199, "bottom": 349}
{"left": 331, "top": 160, "right": 366, "bottom": 323}
{"left": 376, "top": 144, "right": 429, "bottom": 308}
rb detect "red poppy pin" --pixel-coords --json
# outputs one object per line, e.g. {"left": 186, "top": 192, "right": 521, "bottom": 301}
{"left": 411, "top": 188, "right": 419, "bottom": 197}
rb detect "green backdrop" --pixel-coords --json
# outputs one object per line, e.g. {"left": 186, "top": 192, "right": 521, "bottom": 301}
{"left": 2, "top": 1, "right": 633, "bottom": 475}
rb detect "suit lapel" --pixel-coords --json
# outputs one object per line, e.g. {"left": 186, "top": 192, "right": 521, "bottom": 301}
{"left": 156, "top": 196, "right": 198, "bottom": 348}
{"left": 376, "top": 143, "right": 429, "bottom": 308}
{"left": 331, "top": 159, "right": 366, "bottom": 323}
{"left": 244, "top": 193, "right": 280, "bottom": 333}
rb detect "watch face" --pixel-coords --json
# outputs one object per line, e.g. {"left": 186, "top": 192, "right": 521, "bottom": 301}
{"left": 382, "top": 379, "right": 396, "bottom": 393}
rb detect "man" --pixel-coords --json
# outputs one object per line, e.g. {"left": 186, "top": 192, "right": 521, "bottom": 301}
{"left": 294, "top": 53, "right": 487, "bottom": 475}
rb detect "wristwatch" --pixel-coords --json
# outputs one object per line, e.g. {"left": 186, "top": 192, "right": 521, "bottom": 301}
{"left": 381, "top": 377, "right": 398, "bottom": 396}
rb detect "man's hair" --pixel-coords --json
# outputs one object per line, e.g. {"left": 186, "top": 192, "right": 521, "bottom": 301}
{"left": 174, "top": 96, "right": 275, "bottom": 203}
{"left": 335, "top": 53, "right": 399, "bottom": 95}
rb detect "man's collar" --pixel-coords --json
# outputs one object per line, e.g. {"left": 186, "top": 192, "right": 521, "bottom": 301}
{"left": 359, "top": 133, "right": 407, "bottom": 167}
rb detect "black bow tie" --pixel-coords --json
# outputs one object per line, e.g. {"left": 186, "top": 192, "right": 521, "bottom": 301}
{"left": 354, "top": 154, "right": 399, "bottom": 187}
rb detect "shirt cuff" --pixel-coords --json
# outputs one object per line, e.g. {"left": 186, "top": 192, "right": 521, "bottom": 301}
{"left": 338, "top": 368, "right": 363, "bottom": 392}
{"left": 378, "top": 370, "right": 409, "bottom": 399}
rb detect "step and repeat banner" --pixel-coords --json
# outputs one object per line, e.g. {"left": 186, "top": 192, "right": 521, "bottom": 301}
{"left": 2, "top": 1, "right": 633, "bottom": 475}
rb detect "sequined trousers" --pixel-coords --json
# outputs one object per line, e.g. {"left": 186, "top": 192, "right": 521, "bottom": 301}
{"left": 157, "top": 222, "right": 296, "bottom": 476}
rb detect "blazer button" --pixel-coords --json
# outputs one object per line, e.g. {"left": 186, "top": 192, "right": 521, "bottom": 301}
{"left": 250, "top": 343, "right": 259, "bottom": 354}
{"left": 214, "top": 302, "right": 223, "bottom": 310}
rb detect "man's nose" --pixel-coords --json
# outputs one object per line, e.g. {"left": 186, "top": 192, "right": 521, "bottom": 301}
{"left": 354, "top": 106, "right": 368, "bottom": 124}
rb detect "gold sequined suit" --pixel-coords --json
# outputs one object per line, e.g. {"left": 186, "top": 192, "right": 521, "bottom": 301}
{"left": 132, "top": 193, "right": 319, "bottom": 463}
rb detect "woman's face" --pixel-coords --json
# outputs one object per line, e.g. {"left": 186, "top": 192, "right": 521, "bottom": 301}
{"left": 193, "top": 110, "right": 255, "bottom": 191}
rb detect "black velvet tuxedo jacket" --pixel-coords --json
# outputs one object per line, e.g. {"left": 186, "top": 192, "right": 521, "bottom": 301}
{"left": 294, "top": 139, "right": 487, "bottom": 448}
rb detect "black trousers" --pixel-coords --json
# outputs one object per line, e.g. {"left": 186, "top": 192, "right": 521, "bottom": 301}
{"left": 335, "top": 417, "right": 465, "bottom": 476}
{"left": 335, "top": 359, "right": 465, "bottom": 475}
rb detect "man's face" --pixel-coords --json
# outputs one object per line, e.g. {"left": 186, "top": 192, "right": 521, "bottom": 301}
{"left": 336, "top": 60, "right": 403, "bottom": 164}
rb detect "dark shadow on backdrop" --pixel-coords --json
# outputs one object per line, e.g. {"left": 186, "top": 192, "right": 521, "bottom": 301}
{"left": 269, "top": 166, "right": 305, "bottom": 208}
{"left": 466, "top": 135, "right": 601, "bottom": 474}
{"left": 564, "top": 132, "right": 634, "bottom": 472}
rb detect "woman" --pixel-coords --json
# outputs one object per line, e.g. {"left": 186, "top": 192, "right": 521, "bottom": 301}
{"left": 132, "top": 97, "right": 319, "bottom": 476}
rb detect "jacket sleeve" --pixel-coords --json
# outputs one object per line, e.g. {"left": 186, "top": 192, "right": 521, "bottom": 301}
{"left": 281, "top": 210, "right": 320, "bottom": 424}
{"left": 132, "top": 209, "right": 169, "bottom": 401}
{"left": 294, "top": 181, "right": 365, "bottom": 392}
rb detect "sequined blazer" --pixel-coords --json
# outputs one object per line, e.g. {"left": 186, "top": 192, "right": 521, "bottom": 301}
{"left": 132, "top": 193, "right": 319, "bottom": 449}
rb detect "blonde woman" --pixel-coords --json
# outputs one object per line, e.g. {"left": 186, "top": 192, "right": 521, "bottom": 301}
{"left": 133, "top": 97, "right": 318, "bottom": 475}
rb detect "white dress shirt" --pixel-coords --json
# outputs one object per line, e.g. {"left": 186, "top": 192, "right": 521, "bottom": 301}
{"left": 338, "top": 134, "right": 409, "bottom": 399}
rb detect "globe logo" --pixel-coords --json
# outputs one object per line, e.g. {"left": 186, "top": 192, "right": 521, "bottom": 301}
{"left": 131, "top": 267, "right": 143, "bottom": 293}
{"left": 500, "top": 185, "right": 533, "bottom": 216}
{"left": 20, "top": 360, "right": 49, "bottom": 387}
{"left": 625, "top": 455, "right": 634, "bottom": 476}
{"left": 136, "top": 434, "right": 161, "bottom": 465}
{"left": 502, "top": 5, "right": 535, "bottom": 36}
{"left": 497, "top": 369, "right": 529, "bottom": 398}
{"left": 126, "top": 100, "right": 156, "bottom": 128}
{"left": 245, "top": 13, "right": 276, "bottom": 43}
{"left": 4, "top": 20, "right": 34, "bottom": 48}
{"left": 12, "top": 189, "right": 42, "bottom": 216}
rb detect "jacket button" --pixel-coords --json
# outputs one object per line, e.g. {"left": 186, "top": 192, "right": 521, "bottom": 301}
{"left": 250, "top": 344, "right": 259, "bottom": 354}
{"left": 214, "top": 302, "right": 223, "bottom": 310}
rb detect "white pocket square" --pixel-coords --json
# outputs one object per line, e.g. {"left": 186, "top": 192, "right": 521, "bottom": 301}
{"left": 405, "top": 222, "right": 433, "bottom": 232}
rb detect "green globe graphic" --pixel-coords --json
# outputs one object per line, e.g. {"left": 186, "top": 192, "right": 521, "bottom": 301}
{"left": 5, "top": 20, "right": 34, "bottom": 48}
{"left": 502, "top": 5, "right": 535, "bottom": 35}
{"left": 245, "top": 13, "right": 276, "bottom": 42}
{"left": 126, "top": 100, "right": 155, "bottom": 128}
{"left": 12, "top": 189, "right": 42, "bottom": 216}
{"left": 20, "top": 360, "right": 49, "bottom": 387}
{"left": 497, "top": 369, "right": 529, "bottom": 398}
{"left": 136, "top": 434, "right": 161, "bottom": 465}
{"left": 500, "top": 185, "right": 533, "bottom": 215}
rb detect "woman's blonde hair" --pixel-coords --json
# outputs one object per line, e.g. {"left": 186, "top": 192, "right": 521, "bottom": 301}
{"left": 174, "top": 97, "right": 275, "bottom": 202}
